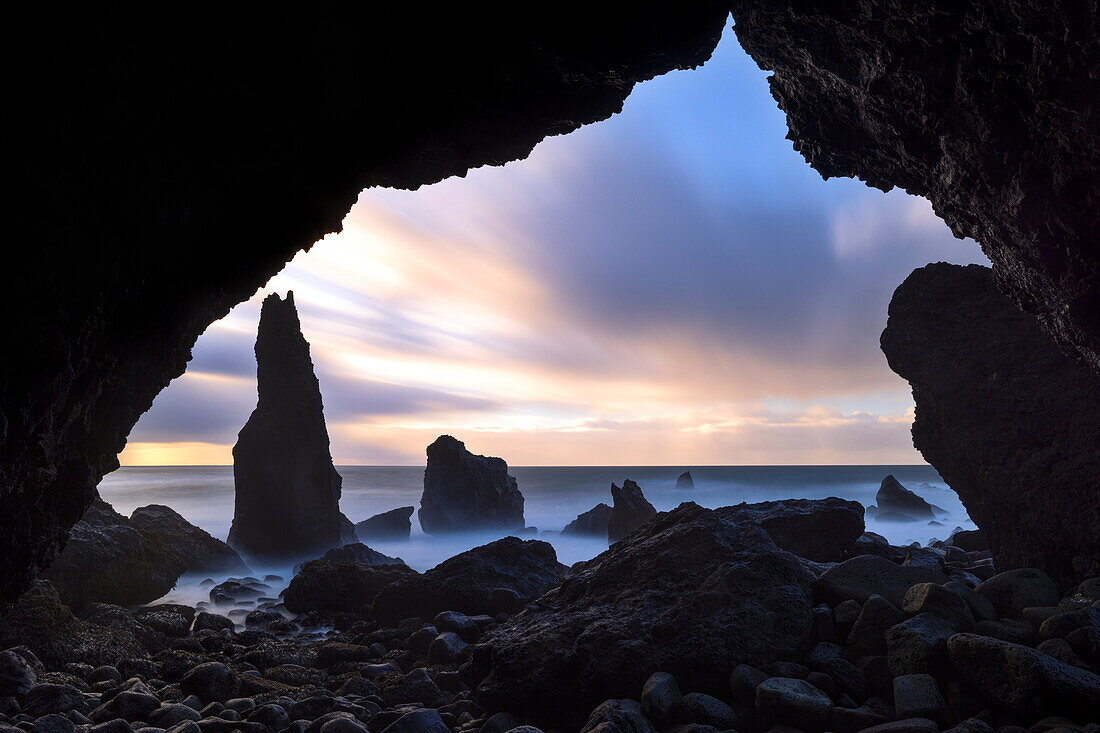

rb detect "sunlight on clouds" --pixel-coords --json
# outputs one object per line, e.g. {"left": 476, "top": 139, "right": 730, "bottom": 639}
{"left": 122, "top": 442, "right": 232, "bottom": 466}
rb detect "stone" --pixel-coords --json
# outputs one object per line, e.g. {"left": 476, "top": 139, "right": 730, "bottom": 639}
{"left": 191, "top": 614, "right": 233, "bottom": 634}
{"left": 0, "top": 652, "right": 35, "bottom": 697}
{"left": 427, "top": 633, "right": 468, "bottom": 665}
{"left": 316, "top": 542, "right": 403, "bottom": 566}
{"left": 282, "top": 560, "right": 417, "bottom": 614}
{"left": 892, "top": 674, "right": 947, "bottom": 725}
{"left": 640, "top": 672, "right": 681, "bottom": 726}
{"left": 715, "top": 497, "right": 865, "bottom": 562}
{"left": 876, "top": 476, "right": 935, "bottom": 520}
{"left": 816, "top": 555, "right": 948, "bottom": 608}
{"left": 148, "top": 705, "right": 202, "bottom": 728}
{"left": 856, "top": 720, "right": 939, "bottom": 733}
{"left": 948, "top": 530, "right": 988, "bottom": 553}
{"left": 948, "top": 633, "right": 1100, "bottom": 721}
{"left": 607, "top": 480, "right": 657, "bottom": 541}
{"left": 676, "top": 471, "right": 694, "bottom": 491}
{"left": 378, "top": 668, "right": 444, "bottom": 708}
{"left": 730, "top": 664, "right": 768, "bottom": 705}
{"left": 377, "top": 709, "right": 449, "bottom": 733}
{"left": 886, "top": 613, "right": 955, "bottom": 677}
{"left": 354, "top": 507, "right": 414, "bottom": 541}
{"left": 846, "top": 594, "right": 904, "bottom": 659}
{"left": 31, "top": 714, "right": 74, "bottom": 733}
{"left": 943, "top": 580, "right": 997, "bottom": 623}
{"left": 370, "top": 537, "right": 563, "bottom": 625}
{"left": 41, "top": 498, "right": 185, "bottom": 608}
{"left": 418, "top": 435, "right": 524, "bottom": 534}
{"left": 129, "top": 506, "right": 249, "bottom": 576}
{"left": 902, "top": 583, "right": 974, "bottom": 630}
{"left": 179, "top": 663, "right": 237, "bottom": 704}
{"left": 133, "top": 605, "right": 195, "bottom": 637}
{"left": 89, "top": 691, "right": 160, "bottom": 723}
{"left": 579, "top": 700, "right": 655, "bottom": 733}
{"left": 672, "top": 693, "right": 735, "bottom": 730}
{"left": 755, "top": 677, "right": 833, "bottom": 731}
{"left": 561, "top": 504, "right": 612, "bottom": 538}
{"left": 433, "top": 611, "right": 479, "bottom": 640}
{"left": 471, "top": 503, "right": 815, "bottom": 728}
{"left": 976, "top": 569, "right": 1061, "bottom": 616}
{"left": 881, "top": 263, "right": 1100, "bottom": 589}
{"left": 228, "top": 292, "right": 357, "bottom": 560}
{"left": 23, "top": 685, "right": 84, "bottom": 718}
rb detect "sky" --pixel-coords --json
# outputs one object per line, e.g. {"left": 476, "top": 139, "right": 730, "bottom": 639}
{"left": 120, "top": 24, "right": 989, "bottom": 467}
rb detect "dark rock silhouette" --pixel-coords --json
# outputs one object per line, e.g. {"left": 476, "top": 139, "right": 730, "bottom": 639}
{"left": 882, "top": 264, "right": 1100, "bottom": 588}
{"left": 676, "top": 471, "right": 694, "bottom": 490}
{"left": 418, "top": 436, "right": 524, "bottom": 534}
{"left": 470, "top": 503, "right": 815, "bottom": 728}
{"left": 715, "top": 497, "right": 865, "bottom": 562}
{"left": 41, "top": 498, "right": 185, "bottom": 609}
{"left": 356, "top": 507, "right": 414, "bottom": 541}
{"left": 315, "top": 542, "right": 404, "bottom": 566}
{"left": 875, "top": 475, "right": 935, "bottom": 520}
{"left": 561, "top": 504, "right": 612, "bottom": 537}
{"left": 371, "top": 537, "right": 563, "bottom": 625}
{"left": 283, "top": 560, "right": 417, "bottom": 615}
{"left": 608, "top": 480, "right": 657, "bottom": 541}
{"left": 228, "top": 293, "right": 356, "bottom": 561}
{"left": 130, "top": 505, "right": 249, "bottom": 575}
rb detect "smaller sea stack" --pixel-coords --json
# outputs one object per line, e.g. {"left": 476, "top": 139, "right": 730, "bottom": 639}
{"left": 419, "top": 435, "right": 524, "bottom": 534}
{"left": 608, "top": 479, "right": 657, "bottom": 541}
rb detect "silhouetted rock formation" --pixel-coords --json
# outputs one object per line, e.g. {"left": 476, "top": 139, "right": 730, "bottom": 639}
{"left": 41, "top": 498, "right": 185, "bottom": 609}
{"left": 228, "top": 293, "right": 356, "bottom": 561}
{"left": 470, "top": 503, "right": 815, "bottom": 728}
{"left": 561, "top": 503, "right": 612, "bottom": 537}
{"left": 676, "top": 470, "right": 694, "bottom": 490}
{"left": 130, "top": 505, "right": 249, "bottom": 575}
{"left": 875, "top": 475, "right": 935, "bottom": 521}
{"left": 283, "top": 560, "right": 417, "bottom": 615}
{"left": 608, "top": 480, "right": 657, "bottom": 541}
{"left": 371, "top": 537, "right": 563, "bottom": 625}
{"left": 716, "top": 497, "right": 865, "bottom": 562}
{"left": 355, "top": 506, "right": 414, "bottom": 541}
{"left": 314, "top": 543, "right": 404, "bottom": 567}
{"left": 882, "top": 264, "right": 1100, "bottom": 588}
{"left": 418, "top": 436, "right": 524, "bottom": 534}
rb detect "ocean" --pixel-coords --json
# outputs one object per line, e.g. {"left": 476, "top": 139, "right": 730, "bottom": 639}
{"left": 99, "top": 464, "right": 972, "bottom": 612}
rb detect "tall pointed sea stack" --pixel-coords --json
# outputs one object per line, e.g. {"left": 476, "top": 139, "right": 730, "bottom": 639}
{"left": 229, "top": 292, "right": 355, "bottom": 560}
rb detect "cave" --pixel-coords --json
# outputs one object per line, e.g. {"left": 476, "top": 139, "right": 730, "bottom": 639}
{"left": 4, "top": 1, "right": 1098, "bottom": 611}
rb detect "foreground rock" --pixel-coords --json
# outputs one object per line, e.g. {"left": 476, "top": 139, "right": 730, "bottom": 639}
{"left": 372, "top": 537, "right": 563, "bottom": 624}
{"left": 315, "top": 543, "right": 404, "bottom": 566}
{"left": 228, "top": 292, "right": 356, "bottom": 561}
{"left": 283, "top": 560, "right": 415, "bottom": 614}
{"left": 471, "top": 502, "right": 815, "bottom": 728}
{"left": 561, "top": 504, "right": 612, "bottom": 537}
{"left": 418, "top": 435, "right": 524, "bottom": 534}
{"left": 130, "top": 504, "right": 249, "bottom": 575}
{"left": 607, "top": 480, "right": 657, "bottom": 541}
{"left": 41, "top": 498, "right": 185, "bottom": 609}
{"left": 716, "top": 497, "right": 864, "bottom": 562}
{"left": 355, "top": 506, "right": 414, "bottom": 541}
{"left": 816, "top": 555, "right": 948, "bottom": 608}
{"left": 875, "top": 475, "right": 935, "bottom": 521}
{"left": 881, "top": 264, "right": 1100, "bottom": 589}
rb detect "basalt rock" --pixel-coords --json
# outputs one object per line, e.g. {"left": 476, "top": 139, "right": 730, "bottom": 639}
{"left": 355, "top": 507, "right": 414, "bottom": 541}
{"left": 282, "top": 561, "right": 417, "bottom": 615}
{"left": 561, "top": 504, "right": 613, "bottom": 538}
{"left": 607, "top": 480, "right": 657, "bottom": 542}
{"left": 41, "top": 498, "right": 185, "bottom": 609}
{"left": 876, "top": 476, "right": 935, "bottom": 521}
{"left": 676, "top": 471, "right": 694, "bottom": 491}
{"left": 716, "top": 497, "right": 865, "bottom": 562}
{"left": 881, "top": 264, "right": 1100, "bottom": 588}
{"left": 418, "top": 436, "right": 525, "bottom": 534}
{"left": 130, "top": 505, "right": 249, "bottom": 576}
{"left": 470, "top": 502, "right": 816, "bottom": 729}
{"left": 228, "top": 293, "right": 356, "bottom": 561}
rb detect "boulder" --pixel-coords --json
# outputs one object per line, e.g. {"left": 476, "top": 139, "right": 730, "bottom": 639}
{"left": 975, "top": 568, "right": 1060, "bottom": 617}
{"left": 716, "top": 497, "right": 864, "bottom": 562}
{"left": 640, "top": 672, "right": 681, "bottom": 727}
{"left": 607, "top": 480, "right": 657, "bottom": 541}
{"left": 282, "top": 560, "right": 417, "bottom": 614}
{"left": 41, "top": 498, "right": 185, "bottom": 608}
{"left": 470, "top": 503, "right": 816, "bottom": 728}
{"left": 561, "top": 504, "right": 612, "bottom": 537}
{"left": 371, "top": 537, "right": 563, "bottom": 624}
{"left": 881, "top": 264, "right": 1100, "bottom": 589}
{"left": 886, "top": 613, "right": 955, "bottom": 677}
{"left": 0, "top": 651, "right": 35, "bottom": 697}
{"left": 228, "top": 292, "right": 357, "bottom": 561}
{"left": 418, "top": 435, "right": 524, "bottom": 534}
{"left": 355, "top": 507, "right": 414, "bottom": 541}
{"left": 129, "top": 505, "right": 249, "bottom": 575}
{"left": 314, "top": 543, "right": 404, "bottom": 566}
{"left": 676, "top": 471, "right": 694, "bottom": 491}
{"left": 876, "top": 476, "right": 935, "bottom": 520}
{"left": 947, "top": 529, "right": 988, "bottom": 553}
{"left": 579, "top": 699, "right": 655, "bottom": 733}
{"left": 816, "top": 555, "right": 948, "bottom": 608}
{"left": 948, "top": 633, "right": 1100, "bottom": 721}
{"left": 755, "top": 677, "right": 833, "bottom": 731}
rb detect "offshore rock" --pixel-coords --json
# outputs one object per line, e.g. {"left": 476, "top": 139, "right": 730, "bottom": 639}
{"left": 716, "top": 497, "right": 865, "bottom": 562}
{"left": 228, "top": 292, "right": 356, "bottom": 561}
{"left": 876, "top": 476, "right": 935, "bottom": 520}
{"left": 608, "top": 480, "right": 657, "bottom": 542}
{"left": 470, "top": 503, "right": 815, "bottom": 729}
{"left": 355, "top": 507, "right": 414, "bottom": 541}
{"left": 41, "top": 498, "right": 185, "bottom": 609}
{"left": 881, "top": 264, "right": 1100, "bottom": 588}
{"left": 676, "top": 471, "right": 694, "bottom": 491}
{"left": 371, "top": 537, "right": 563, "bottom": 625}
{"left": 419, "top": 436, "right": 524, "bottom": 534}
{"left": 130, "top": 504, "right": 249, "bottom": 575}
{"left": 561, "top": 504, "right": 612, "bottom": 538}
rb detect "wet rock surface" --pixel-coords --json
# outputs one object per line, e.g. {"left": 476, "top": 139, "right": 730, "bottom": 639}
{"left": 354, "top": 508, "right": 414, "bottom": 542}
{"left": 881, "top": 264, "right": 1100, "bottom": 589}
{"left": 607, "top": 481, "right": 657, "bottom": 542}
{"left": 418, "top": 437, "right": 524, "bottom": 535}
{"left": 228, "top": 293, "right": 356, "bottom": 562}
{"left": 129, "top": 505, "right": 249, "bottom": 576}
{"left": 41, "top": 499, "right": 185, "bottom": 610}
